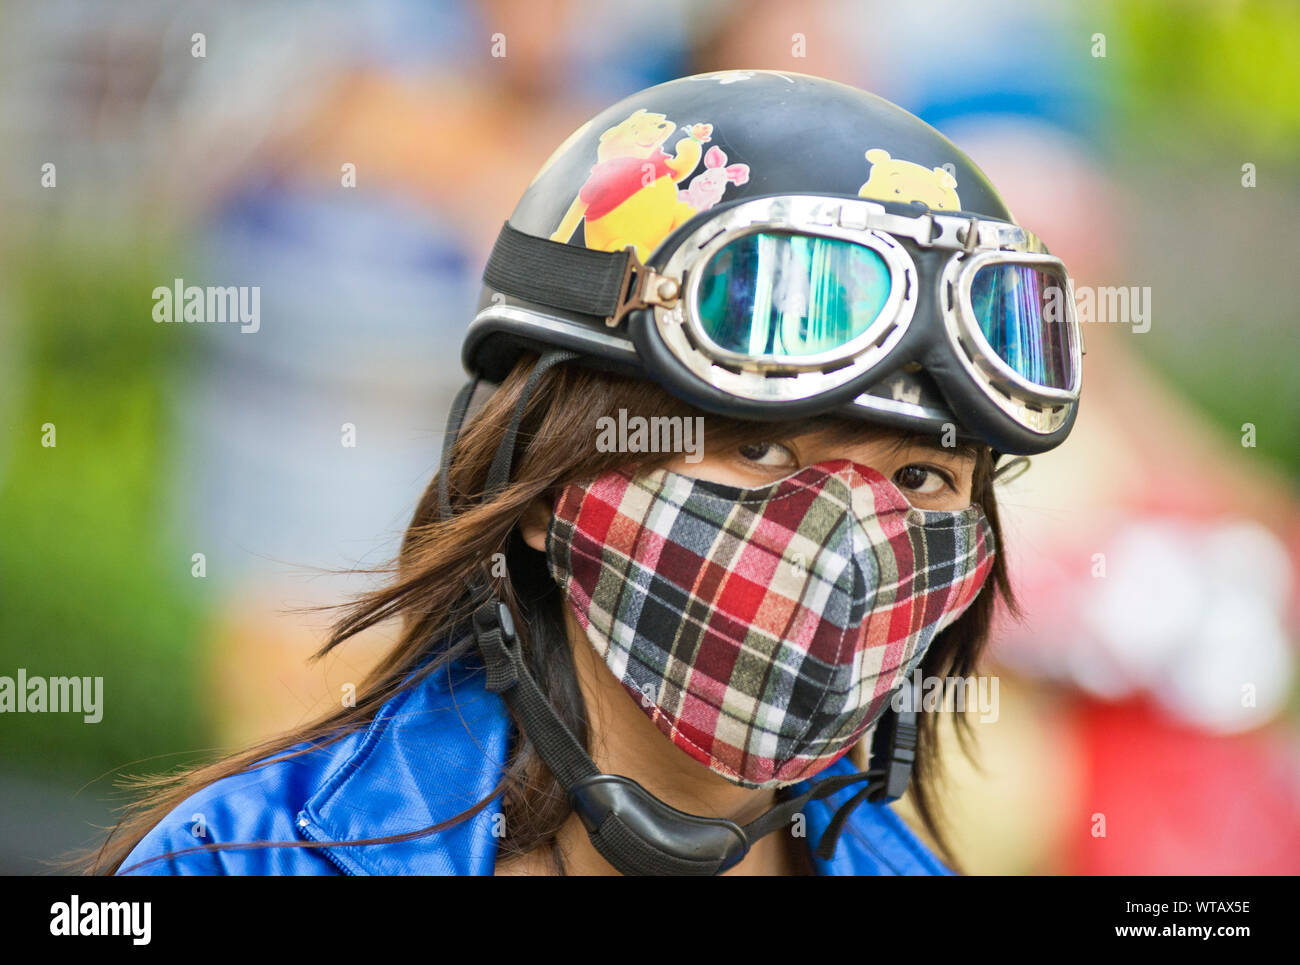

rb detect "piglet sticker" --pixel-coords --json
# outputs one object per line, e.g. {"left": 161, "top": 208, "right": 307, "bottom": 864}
{"left": 679, "top": 146, "right": 750, "bottom": 212}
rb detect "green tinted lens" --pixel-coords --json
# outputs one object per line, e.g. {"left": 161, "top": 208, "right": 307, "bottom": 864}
{"left": 695, "top": 232, "right": 892, "bottom": 358}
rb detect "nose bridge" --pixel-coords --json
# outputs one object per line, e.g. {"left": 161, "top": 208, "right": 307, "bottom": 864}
{"left": 814, "top": 465, "right": 912, "bottom": 592}
{"left": 819, "top": 459, "right": 913, "bottom": 522}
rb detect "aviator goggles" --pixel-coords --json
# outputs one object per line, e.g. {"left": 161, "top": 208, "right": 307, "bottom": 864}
{"left": 473, "top": 194, "right": 1083, "bottom": 455}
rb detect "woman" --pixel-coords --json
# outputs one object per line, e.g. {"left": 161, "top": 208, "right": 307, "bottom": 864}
{"left": 91, "top": 71, "right": 1081, "bottom": 876}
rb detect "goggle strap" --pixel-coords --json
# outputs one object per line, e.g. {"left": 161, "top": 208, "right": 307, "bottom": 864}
{"left": 483, "top": 221, "right": 633, "bottom": 321}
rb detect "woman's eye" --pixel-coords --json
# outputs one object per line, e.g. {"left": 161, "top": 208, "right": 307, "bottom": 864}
{"left": 738, "top": 442, "right": 797, "bottom": 467}
{"left": 893, "top": 464, "right": 950, "bottom": 495}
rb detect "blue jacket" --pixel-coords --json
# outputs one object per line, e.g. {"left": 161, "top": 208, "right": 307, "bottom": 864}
{"left": 119, "top": 657, "right": 954, "bottom": 876}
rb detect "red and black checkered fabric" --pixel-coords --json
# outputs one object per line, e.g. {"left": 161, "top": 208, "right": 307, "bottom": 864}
{"left": 546, "top": 459, "right": 995, "bottom": 788}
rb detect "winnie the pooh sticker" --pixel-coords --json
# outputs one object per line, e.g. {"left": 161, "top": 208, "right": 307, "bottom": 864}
{"left": 550, "top": 109, "right": 748, "bottom": 261}
{"left": 858, "top": 148, "right": 961, "bottom": 211}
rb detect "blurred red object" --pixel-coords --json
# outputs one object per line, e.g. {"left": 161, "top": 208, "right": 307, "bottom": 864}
{"left": 1064, "top": 698, "right": 1300, "bottom": 875}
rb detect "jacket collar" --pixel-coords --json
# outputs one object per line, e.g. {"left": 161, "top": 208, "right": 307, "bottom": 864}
{"left": 301, "top": 657, "right": 948, "bottom": 876}
{"left": 300, "top": 657, "right": 511, "bottom": 875}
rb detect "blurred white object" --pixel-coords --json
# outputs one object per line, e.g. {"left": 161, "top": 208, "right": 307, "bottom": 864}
{"left": 1004, "top": 517, "right": 1295, "bottom": 734}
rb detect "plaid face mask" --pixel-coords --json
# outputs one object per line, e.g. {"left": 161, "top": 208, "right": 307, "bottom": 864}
{"left": 545, "top": 459, "right": 996, "bottom": 788}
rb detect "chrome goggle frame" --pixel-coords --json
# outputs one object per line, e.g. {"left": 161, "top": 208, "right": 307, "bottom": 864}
{"left": 643, "top": 194, "right": 1082, "bottom": 437}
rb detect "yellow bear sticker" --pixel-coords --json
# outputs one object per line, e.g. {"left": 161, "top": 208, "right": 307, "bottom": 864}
{"left": 550, "top": 108, "right": 747, "bottom": 262}
{"left": 858, "top": 148, "right": 961, "bottom": 211}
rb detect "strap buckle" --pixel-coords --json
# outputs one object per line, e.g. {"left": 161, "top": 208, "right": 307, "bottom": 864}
{"left": 914, "top": 212, "right": 974, "bottom": 251}
{"left": 606, "top": 247, "right": 682, "bottom": 328}
{"left": 867, "top": 705, "right": 918, "bottom": 803}
{"left": 472, "top": 598, "right": 519, "bottom": 693}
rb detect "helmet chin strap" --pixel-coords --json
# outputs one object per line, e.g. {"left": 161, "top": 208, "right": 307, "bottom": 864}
{"left": 439, "top": 349, "right": 919, "bottom": 875}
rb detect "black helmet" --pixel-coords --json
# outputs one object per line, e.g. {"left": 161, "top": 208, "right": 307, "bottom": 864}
{"left": 466, "top": 69, "right": 1082, "bottom": 456}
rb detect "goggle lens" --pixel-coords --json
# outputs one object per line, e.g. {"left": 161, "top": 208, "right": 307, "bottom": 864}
{"left": 696, "top": 232, "right": 892, "bottom": 358}
{"left": 969, "top": 263, "right": 1076, "bottom": 389}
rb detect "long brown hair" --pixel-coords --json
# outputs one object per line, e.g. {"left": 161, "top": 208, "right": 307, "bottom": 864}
{"left": 74, "top": 353, "right": 1015, "bottom": 875}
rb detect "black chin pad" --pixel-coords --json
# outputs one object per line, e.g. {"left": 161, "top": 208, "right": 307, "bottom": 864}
{"left": 569, "top": 774, "right": 749, "bottom": 876}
